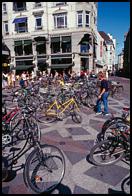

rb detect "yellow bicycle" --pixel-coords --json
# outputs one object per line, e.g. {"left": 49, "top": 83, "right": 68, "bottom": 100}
{"left": 37, "top": 97, "right": 82, "bottom": 123}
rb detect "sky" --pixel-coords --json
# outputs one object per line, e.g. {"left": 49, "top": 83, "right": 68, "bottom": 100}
{"left": 97, "top": 2, "right": 130, "bottom": 62}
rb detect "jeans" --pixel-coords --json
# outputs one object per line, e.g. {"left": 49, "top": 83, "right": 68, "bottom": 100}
{"left": 96, "top": 92, "right": 109, "bottom": 114}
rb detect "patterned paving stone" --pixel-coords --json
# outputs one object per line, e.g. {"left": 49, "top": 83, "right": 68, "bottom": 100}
{"left": 67, "top": 127, "right": 90, "bottom": 135}
{"left": 2, "top": 186, "right": 9, "bottom": 194}
{"left": 64, "top": 151, "right": 87, "bottom": 165}
{"left": 85, "top": 165, "right": 129, "bottom": 186}
{"left": 74, "top": 185, "right": 94, "bottom": 194}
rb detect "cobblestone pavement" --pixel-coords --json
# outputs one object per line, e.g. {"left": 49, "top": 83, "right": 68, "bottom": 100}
{"left": 2, "top": 77, "right": 130, "bottom": 194}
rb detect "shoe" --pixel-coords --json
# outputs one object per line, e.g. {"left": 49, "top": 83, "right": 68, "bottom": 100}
{"left": 95, "top": 112, "right": 102, "bottom": 115}
{"left": 103, "top": 113, "right": 110, "bottom": 116}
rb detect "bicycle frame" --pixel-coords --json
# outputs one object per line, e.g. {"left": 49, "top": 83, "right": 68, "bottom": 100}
{"left": 46, "top": 97, "right": 80, "bottom": 116}
{"left": 2, "top": 107, "right": 20, "bottom": 124}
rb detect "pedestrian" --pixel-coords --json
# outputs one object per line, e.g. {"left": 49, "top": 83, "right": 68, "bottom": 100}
{"left": 26, "top": 71, "right": 29, "bottom": 85}
{"left": 19, "top": 76, "right": 25, "bottom": 88}
{"left": 95, "top": 71, "right": 110, "bottom": 116}
{"left": 11, "top": 72, "right": 16, "bottom": 88}
{"left": 7, "top": 72, "right": 12, "bottom": 88}
{"left": 21, "top": 71, "right": 27, "bottom": 86}
{"left": 2, "top": 72, "right": 8, "bottom": 89}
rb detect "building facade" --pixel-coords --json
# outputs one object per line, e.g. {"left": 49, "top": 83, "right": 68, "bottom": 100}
{"left": 2, "top": 2, "right": 98, "bottom": 74}
{"left": 123, "top": 29, "right": 130, "bottom": 77}
{"left": 118, "top": 50, "right": 124, "bottom": 70}
{"left": 99, "top": 31, "right": 116, "bottom": 73}
{"left": 96, "top": 30, "right": 107, "bottom": 73}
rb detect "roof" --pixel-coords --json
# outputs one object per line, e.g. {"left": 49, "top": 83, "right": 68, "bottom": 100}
{"left": 99, "top": 31, "right": 113, "bottom": 43}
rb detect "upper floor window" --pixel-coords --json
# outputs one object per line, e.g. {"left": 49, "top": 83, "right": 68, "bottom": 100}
{"left": 77, "top": 11, "right": 83, "bottom": 27}
{"left": 13, "top": 18, "right": 28, "bottom": 33}
{"left": 3, "top": 3, "right": 7, "bottom": 14}
{"left": 55, "top": 2, "right": 67, "bottom": 6}
{"left": 35, "top": 16, "right": 42, "bottom": 30}
{"left": 54, "top": 13, "right": 67, "bottom": 29}
{"left": 3, "top": 21, "right": 9, "bottom": 34}
{"left": 13, "top": 2, "right": 26, "bottom": 11}
{"left": 85, "top": 11, "right": 90, "bottom": 27}
{"left": 34, "top": 2, "right": 42, "bottom": 8}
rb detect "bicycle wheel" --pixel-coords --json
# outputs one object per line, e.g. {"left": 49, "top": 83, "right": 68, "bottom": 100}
{"left": 85, "top": 94, "right": 97, "bottom": 108}
{"left": 2, "top": 157, "right": 8, "bottom": 182}
{"left": 101, "top": 121, "right": 130, "bottom": 141}
{"left": 35, "top": 109, "right": 57, "bottom": 124}
{"left": 89, "top": 139, "right": 125, "bottom": 166}
{"left": 121, "top": 176, "right": 130, "bottom": 194}
{"left": 71, "top": 111, "right": 82, "bottom": 123}
{"left": 23, "top": 144, "right": 65, "bottom": 193}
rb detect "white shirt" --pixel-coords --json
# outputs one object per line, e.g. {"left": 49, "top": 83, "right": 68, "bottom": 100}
{"left": 22, "top": 73, "right": 26, "bottom": 80}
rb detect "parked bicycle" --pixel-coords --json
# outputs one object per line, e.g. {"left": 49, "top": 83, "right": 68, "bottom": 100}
{"left": 2, "top": 106, "right": 65, "bottom": 194}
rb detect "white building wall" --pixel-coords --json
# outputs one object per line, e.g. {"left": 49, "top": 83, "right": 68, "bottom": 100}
{"left": 2, "top": 2, "right": 97, "bottom": 73}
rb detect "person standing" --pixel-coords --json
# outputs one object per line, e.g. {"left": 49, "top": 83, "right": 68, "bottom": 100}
{"left": 96, "top": 71, "right": 110, "bottom": 116}
{"left": 2, "top": 72, "right": 8, "bottom": 89}
{"left": 21, "top": 71, "right": 27, "bottom": 86}
{"left": 7, "top": 72, "right": 12, "bottom": 88}
{"left": 11, "top": 72, "right": 16, "bottom": 88}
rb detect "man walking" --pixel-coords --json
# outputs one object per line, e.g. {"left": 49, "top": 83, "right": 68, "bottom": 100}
{"left": 96, "top": 71, "right": 110, "bottom": 116}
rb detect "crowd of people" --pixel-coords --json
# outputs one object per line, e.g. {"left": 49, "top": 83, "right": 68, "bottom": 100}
{"left": 2, "top": 69, "right": 109, "bottom": 89}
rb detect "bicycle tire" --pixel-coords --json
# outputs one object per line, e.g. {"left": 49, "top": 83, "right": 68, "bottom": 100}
{"left": 89, "top": 139, "right": 125, "bottom": 166}
{"left": 2, "top": 157, "right": 8, "bottom": 182}
{"left": 71, "top": 111, "right": 82, "bottom": 123}
{"left": 100, "top": 120, "right": 130, "bottom": 141}
{"left": 36, "top": 109, "right": 57, "bottom": 124}
{"left": 121, "top": 176, "right": 130, "bottom": 194}
{"left": 23, "top": 144, "right": 65, "bottom": 193}
{"left": 85, "top": 94, "right": 97, "bottom": 108}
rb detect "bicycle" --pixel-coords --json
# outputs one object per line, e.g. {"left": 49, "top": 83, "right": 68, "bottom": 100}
{"left": 2, "top": 107, "right": 65, "bottom": 194}
{"left": 36, "top": 96, "right": 82, "bottom": 124}
{"left": 96, "top": 107, "right": 130, "bottom": 142}
{"left": 89, "top": 126, "right": 130, "bottom": 166}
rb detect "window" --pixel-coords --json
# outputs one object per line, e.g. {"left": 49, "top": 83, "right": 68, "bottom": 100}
{"left": 14, "top": 40, "right": 32, "bottom": 56}
{"left": 54, "top": 13, "right": 67, "bottom": 29}
{"left": 3, "top": 3, "right": 7, "bottom": 14}
{"left": 24, "top": 40, "right": 32, "bottom": 55}
{"left": 36, "top": 42, "right": 46, "bottom": 54}
{"left": 13, "top": 2, "right": 26, "bottom": 11}
{"left": 15, "top": 21, "right": 28, "bottom": 33}
{"left": 94, "top": 17, "right": 96, "bottom": 25}
{"left": 4, "top": 21, "right": 9, "bottom": 34}
{"left": 35, "top": 16, "right": 42, "bottom": 30}
{"left": 77, "top": 11, "right": 83, "bottom": 27}
{"left": 14, "top": 41, "right": 23, "bottom": 56}
{"left": 61, "top": 36, "right": 71, "bottom": 53}
{"left": 55, "top": 2, "right": 67, "bottom": 6}
{"left": 85, "top": 11, "right": 90, "bottom": 27}
{"left": 80, "top": 44, "right": 90, "bottom": 53}
{"left": 34, "top": 2, "right": 42, "bottom": 8}
{"left": 51, "top": 37, "right": 60, "bottom": 53}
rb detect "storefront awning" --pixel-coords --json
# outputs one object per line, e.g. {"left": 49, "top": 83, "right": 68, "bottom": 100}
{"left": 34, "top": 36, "right": 46, "bottom": 42}
{"left": 78, "top": 34, "right": 92, "bottom": 45}
{"left": 50, "top": 63, "right": 73, "bottom": 69}
{"left": 13, "top": 17, "right": 27, "bottom": 23}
